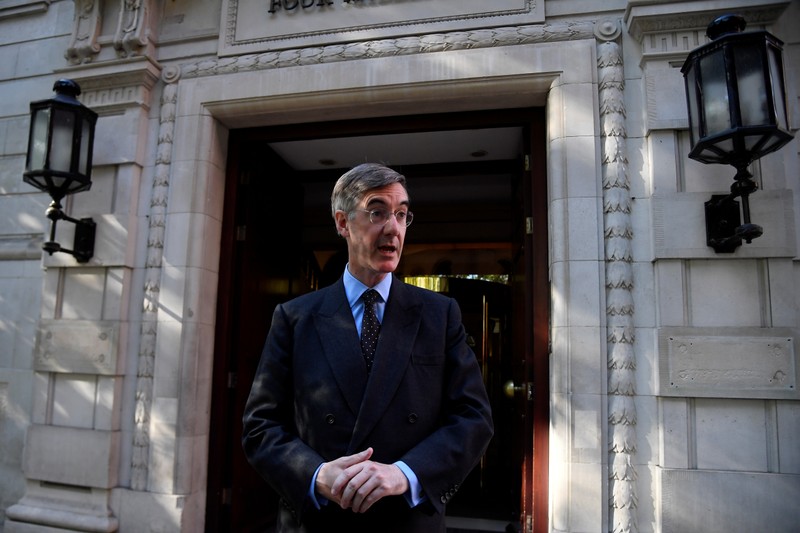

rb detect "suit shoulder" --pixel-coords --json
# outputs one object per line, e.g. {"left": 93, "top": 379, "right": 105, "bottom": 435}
{"left": 279, "top": 283, "right": 340, "bottom": 312}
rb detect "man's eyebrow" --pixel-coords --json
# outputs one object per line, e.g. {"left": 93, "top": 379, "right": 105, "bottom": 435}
{"left": 365, "top": 198, "right": 410, "bottom": 207}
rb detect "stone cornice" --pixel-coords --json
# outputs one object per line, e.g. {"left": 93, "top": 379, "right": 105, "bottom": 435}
{"left": 54, "top": 56, "right": 162, "bottom": 115}
{"left": 625, "top": 0, "right": 790, "bottom": 43}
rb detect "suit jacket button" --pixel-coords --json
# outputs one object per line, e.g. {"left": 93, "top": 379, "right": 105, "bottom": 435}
{"left": 325, "top": 414, "right": 335, "bottom": 425}
{"left": 407, "top": 413, "right": 418, "bottom": 423}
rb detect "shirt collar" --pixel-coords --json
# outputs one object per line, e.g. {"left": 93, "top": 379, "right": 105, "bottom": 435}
{"left": 344, "top": 265, "right": 392, "bottom": 308}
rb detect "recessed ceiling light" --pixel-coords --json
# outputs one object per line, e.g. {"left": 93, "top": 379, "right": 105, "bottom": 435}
{"left": 470, "top": 150, "right": 488, "bottom": 158}
{"left": 318, "top": 159, "right": 337, "bottom": 166}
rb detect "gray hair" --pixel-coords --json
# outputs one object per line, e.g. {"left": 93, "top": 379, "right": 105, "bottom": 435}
{"left": 330, "top": 163, "right": 408, "bottom": 221}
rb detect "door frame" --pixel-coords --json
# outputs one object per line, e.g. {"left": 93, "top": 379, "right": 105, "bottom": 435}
{"left": 528, "top": 110, "right": 550, "bottom": 533}
{"left": 206, "top": 108, "right": 549, "bottom": 532}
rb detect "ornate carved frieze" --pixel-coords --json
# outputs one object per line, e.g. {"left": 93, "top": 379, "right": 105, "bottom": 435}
{"left": 183, "top": 20, "right": 597, "bottom": 79}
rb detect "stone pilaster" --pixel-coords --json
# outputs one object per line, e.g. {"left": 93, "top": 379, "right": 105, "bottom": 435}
{"left": 596, "top": 18, "right": 639, "bottom": 533}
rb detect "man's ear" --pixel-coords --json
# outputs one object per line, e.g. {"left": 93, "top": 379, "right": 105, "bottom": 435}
{"left": 334, "top": 211, "right": 349, "bottom": 237}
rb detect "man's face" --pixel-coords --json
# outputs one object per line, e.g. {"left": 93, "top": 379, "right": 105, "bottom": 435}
{"left": 335, "top": 182, "right": 409, "bottom": 287}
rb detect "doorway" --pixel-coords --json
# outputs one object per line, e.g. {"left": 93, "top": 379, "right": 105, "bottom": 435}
{"left": 207, "top": 109, "right": 549, "bottom": 533}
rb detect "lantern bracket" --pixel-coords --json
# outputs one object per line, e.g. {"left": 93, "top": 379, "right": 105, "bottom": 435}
{"left": 704, "top": 167, "right": 763, "bottom": 253}
{"left": 43, "top": 200, "right": 95, "bottom": 263}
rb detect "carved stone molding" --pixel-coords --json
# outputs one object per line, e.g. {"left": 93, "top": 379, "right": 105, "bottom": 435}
{"left": 0, "top": 0, "right": 50, "bottom": 20}
{"left": 595, "top": 18, "right": 622, "bottom": 42}
{"left": 597, "top": 22, "right": 639, "bottom": 533}
{"left": 625, "top": 0, "right": 789, "bottom": 61}
{"left": 0, "top": 234, "right": 43, "bottom": 261}
{"left": 56, "top": 56, "right": 162, "bottom": 115}
{"left": 182, "top": 20, "right": 597, "bottom": 79}
{"left": 130, "top": 75, "right": 177, "bottom": 491}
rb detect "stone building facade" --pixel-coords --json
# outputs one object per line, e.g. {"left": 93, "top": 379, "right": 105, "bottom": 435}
{"left": 0, "top": 0, "right": 798, "bottom": 532}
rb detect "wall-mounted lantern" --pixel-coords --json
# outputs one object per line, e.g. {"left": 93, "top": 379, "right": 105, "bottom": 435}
{"left": 23, "top": 79, "right": 98, "bottom": 263}
{"left": 682, "top": 14, "right": 794, "bottom": 253}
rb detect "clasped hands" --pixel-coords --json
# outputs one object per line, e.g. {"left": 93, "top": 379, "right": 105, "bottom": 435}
{"left": 316, "top": 447, "right": 409, "bottom": 513}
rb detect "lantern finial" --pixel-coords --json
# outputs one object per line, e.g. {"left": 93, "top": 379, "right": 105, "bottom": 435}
{"left": 706, "top": 14, "right": 746, "bottom": 40}
{"left": 53, "top": 78, "right": 81, "bottom": 98}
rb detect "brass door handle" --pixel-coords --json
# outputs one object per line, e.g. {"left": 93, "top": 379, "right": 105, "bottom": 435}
{"left": 503, "top": 380, "right": 532, "bottom": 400}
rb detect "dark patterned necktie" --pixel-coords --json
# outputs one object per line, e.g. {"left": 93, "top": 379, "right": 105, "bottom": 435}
{"left": 360, "top": 289, "right": 381, "bottom": 373}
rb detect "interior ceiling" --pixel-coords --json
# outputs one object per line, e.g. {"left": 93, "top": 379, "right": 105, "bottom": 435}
{"left": 265, "top": 125, "right": 525, "bottom": 275}
{"left": 268, "top": 126, "right": 524, "bottom": 171}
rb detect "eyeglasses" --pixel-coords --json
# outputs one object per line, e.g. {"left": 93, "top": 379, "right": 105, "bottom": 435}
{"left": 359, "top": 208, "right": 414, "bottom": 227}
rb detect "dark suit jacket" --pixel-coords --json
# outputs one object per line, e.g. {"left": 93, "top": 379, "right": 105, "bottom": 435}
{"left": 242, "top": 275, "right": 494, "bottom": 533}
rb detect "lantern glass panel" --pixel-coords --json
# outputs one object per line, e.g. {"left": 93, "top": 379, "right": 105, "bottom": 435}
{"left": 28, "top": 107, "right": 50, "bottom": 172}
{"left": 734, "top": 43, "right": 768, "bottom": 126}
{"left": 51, "top": 175, "right": 69, "bottom": 192}
{"left": 761, "top": 134, "right": 785, "bottom": 153}
{"left": 686, "top": 65, "right": 702, "bottom": 146}
{"left": 79, "top": 117, "right": 91, "bottom": 176}
{"left": 706, "top": 137, "right": 734, "bottom": 163}
{"left": 744, "top": 133, "right": 763, "bottom": 152}
{"left": 768, "top": 46, "right": 788, "bottom": 131}
{"left": 51, "top": 108, "right": 75, "bottom": 173}
{"left": 700, "top": 51, "right": 731, "bottom": 136}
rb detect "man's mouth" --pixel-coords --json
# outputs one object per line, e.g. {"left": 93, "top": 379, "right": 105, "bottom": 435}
{"left": 378, "top": 245, "right": 397, "bottom": 254}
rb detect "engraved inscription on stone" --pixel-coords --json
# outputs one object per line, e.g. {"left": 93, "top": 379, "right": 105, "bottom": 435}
{"left": 221, "top": 0, "right": 542, "bottom": 55}
{"left": 665, "top": 335, "right": 795, "bottom": 396}
{"left": 35, "top": 320, "right": 118, "bottom": 375}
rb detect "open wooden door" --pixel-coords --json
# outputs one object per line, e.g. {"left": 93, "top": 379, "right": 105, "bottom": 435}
{"left": 207, "top": 139, "right": 313, "bottom": 533}
{"left": 514, "top": 111, "right": 550, "bottom": 533}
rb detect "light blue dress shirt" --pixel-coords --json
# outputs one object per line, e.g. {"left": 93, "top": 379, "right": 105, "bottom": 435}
{"left": 308, "top": 266, "right": 424, "bottom": 509}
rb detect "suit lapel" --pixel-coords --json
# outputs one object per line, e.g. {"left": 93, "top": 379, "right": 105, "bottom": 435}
{"left": 348, "top": 277, "right": 423, "bottom": 453}
{"left": 314, "top": 280, "right": 368, "bottom": 416}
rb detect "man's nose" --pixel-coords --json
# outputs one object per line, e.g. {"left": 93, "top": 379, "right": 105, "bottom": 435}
{"left": 383, "top": 213, "right": 401, "bottom": 233}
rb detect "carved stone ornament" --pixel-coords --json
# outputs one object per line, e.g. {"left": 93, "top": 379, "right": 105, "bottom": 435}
{"left": 65, "top": 0, "right": 102, "bottom": 64}
{"left": 595, "top": 18, "right": 622, "bottom": 41}
{"left": 130, "top": 78, "right": 178, "bottom": 491}
{"left": 114, "top": 0, "right": 151, "bottom": 58}
{"left": 182, "top": 20, "right": 597, "bottom": 79}
{"left": 597, "top": 30, "right": 639, "bottom": 533}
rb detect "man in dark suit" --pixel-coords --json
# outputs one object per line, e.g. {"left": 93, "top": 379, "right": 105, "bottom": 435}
{"left": 242, "top": 163, "right": 494, "bottom": 532}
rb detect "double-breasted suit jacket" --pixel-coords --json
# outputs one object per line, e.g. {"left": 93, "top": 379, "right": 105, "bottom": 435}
{"left": 242, "top": 275, "right": 494, "bottom": 533}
